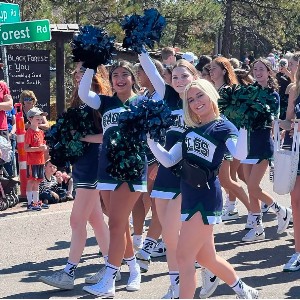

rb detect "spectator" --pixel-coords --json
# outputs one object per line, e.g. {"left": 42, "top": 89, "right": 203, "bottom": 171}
{"left": 182, "top": 51, "right": 197, "bottom": 65}
{"left": 55, "top": 170, "right": 74, "bottom": 200}
{"left": 24, "top": 107, "right": 48, "bottom": 211}
{"left": 39, "top": 160, "right": 66, "bottom": 206}
{"left": 161, "top": 47, "right": 176, "bottom": 67}
{"left": 229, "top": 58, "right": 240, "bottom": 69}
{"left": 0, "top": 80, "right": 13, "bottom": 151}
{"left": 4, "top": 108, "right": 16, "bottom": 177}
{"left": 195, "top": 55, "right": 212, "bottom": 73}
{"left": 200, "top": 63, "right": 214, "bottom": 84}
{"left": 20, "top": 90, "right": 50, "bottom": 131}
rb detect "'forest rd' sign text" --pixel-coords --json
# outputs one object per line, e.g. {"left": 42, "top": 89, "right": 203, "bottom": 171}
{"left": 0, "top": 19, "right": 51, "bottom": 46}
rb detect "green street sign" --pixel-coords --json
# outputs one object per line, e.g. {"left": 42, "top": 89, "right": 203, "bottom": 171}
{"left": 0, "top": 2, "right": 20, "bottom": 23}
{"left": 0, "top": 19, "right": 51, "bottom": 46}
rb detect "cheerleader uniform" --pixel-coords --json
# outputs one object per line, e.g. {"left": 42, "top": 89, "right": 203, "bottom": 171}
{"left": 79, "top": 69, "right": 147, "bottom": 192}
{"left": 241, "top": 87, "right": 280, "bottom": 164}
{"left": 72, "top": 103, "right": 102, "bottom": 189}
{"left": 148, "top": 118, "right": 244, "bottom": 224}
{"left": 139, "top": 52, "right": 186, "bottom": 199}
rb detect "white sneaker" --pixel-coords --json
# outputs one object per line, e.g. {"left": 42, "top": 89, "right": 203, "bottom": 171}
{"left": 222, "top": 206, "right": 239, "bottom": 221}
{"left": 242, "top": 229, "right": 265, "bottom": 242}
{"left": 288, "top": 230, "right": 294, "bottom": 238}
{"left": 85, "top": 266, "right": 121, "bottom": 284}
{"left": 83, "top": 277, "right": 115, "bottom": 298}
{"left": 162, "top": 285, "right": 179, "bottom": 299}
{"left": 261, "top": 202, "right": 270, "bottom": 213}
{"left": 236, "top": 284, "right": 259, "bottom": 299}
{"left": 244, "top": 213, "right": 254, "bottom": 230}
{"left": 283, "top": 253, "right": 300, "bottom": 272}
{"left": 195, "top": 261, "right": 202, "bottom": 269}
{"left": 136, "top": 252, "right": 151, "bottom": 273}
{"left": 199, "top": 268, "right": 220, "bottom": 298}
{"left": 151, "top": 241, "right": 167, "bottom": 258}
{"left": 277, "top": 207, "right": 292, "bottom": 234}
{"left": 126, "top": 270, "right": 141, "bottom": 291}
{"left": 40, "top": 270, "right": 74, "bottom": 290}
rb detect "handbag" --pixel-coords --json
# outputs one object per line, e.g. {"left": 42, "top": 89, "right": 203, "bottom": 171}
{"left": 171, "top": 159, "right": 219, "bottom": 189}
{"left": 273, "top": 120, "right": 299, "bottom": 195}
{"left": 0, "top": 136, "right": 12, "bottom": 163}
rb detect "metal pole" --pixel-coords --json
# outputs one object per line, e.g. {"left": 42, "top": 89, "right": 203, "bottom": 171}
{"left": 1, "top": 46, "right": 9, "bottom": 86}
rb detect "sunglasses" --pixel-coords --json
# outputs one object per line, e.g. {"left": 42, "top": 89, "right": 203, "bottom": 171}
{"left": 23, "top": 97, "right": 33, "bottom": 102}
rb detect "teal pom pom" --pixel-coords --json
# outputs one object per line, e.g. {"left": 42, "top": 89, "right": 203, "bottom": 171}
{"left": 72, "top": 25, "right": 116, "bottom": 69}
{"left": 121, "top": 8, "right": 166, "bottom": 54}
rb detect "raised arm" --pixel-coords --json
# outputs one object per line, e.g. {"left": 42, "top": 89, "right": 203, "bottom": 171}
{"left": 78, "top": 68, "right": 101, "bottom": 109}
{"left": 226, "top": 128, "right": 248, "bottom": 160}
{"left": 147, "top": 138, "right": 182, "bottom": 167}
{"left": 139, "top": 51, "right": 166, "bottom": 99}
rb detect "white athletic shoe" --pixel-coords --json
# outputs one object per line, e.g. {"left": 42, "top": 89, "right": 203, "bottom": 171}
{"left": 195, "top": 261, "right": 202, "bottom": 269}
{"left": 199, "top": 268, "right": 220, "bottom": 298}
{"left": 151, "top": 241, "right": 167, "bottom": 258}
{"left": 39, "top": 270, "right": 74, "bottom": 290}
{"left": 222, "top": 206, "right": 239, "bottom": 221}
{"left": 283, "top": 253, "right": 300, "bottom": 272}
{"left": 236, "top": 284, "right": 259, "bottom": 299}
{"left": 126, "top": 270, "right": 141, "bottom": 291}
{"left": 162, "top": 285, "right": 179, "bottom": 299}
{"left": 242, "top": 229, "right": 265, "bottom": 242}
{"left": 85, "top": 266, "right": 121, "bottom": 284}
{"left": 277, "top": 207, "right": 292, "bottom": 234}
{"left": 83, "top": 277, "right": 115, "bottom": 298}
{"left": 288, "top": 230, "right": 294, "bottom": 238}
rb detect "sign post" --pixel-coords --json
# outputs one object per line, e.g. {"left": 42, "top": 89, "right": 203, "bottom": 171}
{"left": 0, "top": 2, "right": 21, "bottom": 85}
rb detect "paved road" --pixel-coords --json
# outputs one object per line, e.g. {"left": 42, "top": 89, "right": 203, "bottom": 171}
{"left": 0, "top": 174, "right": 299, "bottom": 299}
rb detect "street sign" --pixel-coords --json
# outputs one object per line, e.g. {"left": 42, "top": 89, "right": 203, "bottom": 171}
{"left": 0, "top": 19, "right": 51, "bottom": 46}
{"left": 0, "top": 2, "right": 20, "bottom": 23}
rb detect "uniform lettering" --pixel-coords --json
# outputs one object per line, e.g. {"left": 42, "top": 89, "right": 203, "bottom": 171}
{"left": 103, "top": 112, "right": 119, "bottom": 128}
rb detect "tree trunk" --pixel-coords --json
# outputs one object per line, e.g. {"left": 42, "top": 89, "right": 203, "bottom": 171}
{"left": 221, "top": 0, "right": 233, "bottom": 58}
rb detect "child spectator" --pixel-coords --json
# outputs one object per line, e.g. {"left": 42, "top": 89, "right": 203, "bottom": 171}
{"left": 55, "top": 170, "right": 74, "bottom": 200}
{"left": 24, "top": 107, "right": 48, "bottom": 211}
{"left": 39, "top": 160, "right": 66, "bottom": 206}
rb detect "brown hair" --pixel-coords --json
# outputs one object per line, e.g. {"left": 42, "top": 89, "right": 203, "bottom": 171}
{"left": 172, "top": 59, "right": 199, "bottom": 78}
{"left": 20, "top": 90, "right": 37, "bottom": 105}
{"left": 109, "top": 60, "right": 139, "bottom": 93}
{"left": 251, "top": 58, "right": 278, "bottom": 91}
{"left": 161, "top": 47, "right": 175, "bottom": 61}
{"left": 212, "top": 57, "right": 238, "bottom": 86}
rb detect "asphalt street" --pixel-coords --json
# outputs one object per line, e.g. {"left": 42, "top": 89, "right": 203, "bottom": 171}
{"left": 0, "top": 174, "right": 299, "bottom": 299}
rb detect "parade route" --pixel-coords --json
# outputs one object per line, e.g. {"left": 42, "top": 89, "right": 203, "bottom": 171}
{"left": 1, "top": 174, "right": 300, "bottom": 299}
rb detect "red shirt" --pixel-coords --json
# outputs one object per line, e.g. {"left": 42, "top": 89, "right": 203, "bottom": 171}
{"left": 25, "top": 128, "right": 45, "bottom": 165}
{"left": 0, "top": 81, "right": 10, "bottom": 130}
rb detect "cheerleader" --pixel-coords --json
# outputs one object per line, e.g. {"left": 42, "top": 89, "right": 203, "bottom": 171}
{"left": 147, "top": 79, "right": 259, "bottom": 299}
{"left": 241, "top": 58, "right": 292, "bottom": 242}
{"left": 210, "top": 57, "right": 251, "bottom": 226}
{"left": 40, "top": 62, "right": 111, "bottom": 289}
{"left": 139, "top": 51, "right": 218, "bottom": 299}
{"left": 280, "top": 64, "right": 300, "bottom": 271}
{"left": 132, "top": 61, "right": 163, "bottom": 256}
{"left": 79, "top": 61, "right": 146, "bottom": 298}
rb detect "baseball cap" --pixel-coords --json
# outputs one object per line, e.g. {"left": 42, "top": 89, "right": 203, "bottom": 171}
{"left": 26, "top": 107, "right": 48, "bottom": 119}
{"left": 182, "top": 52, "right": 197, "bottom": 63}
